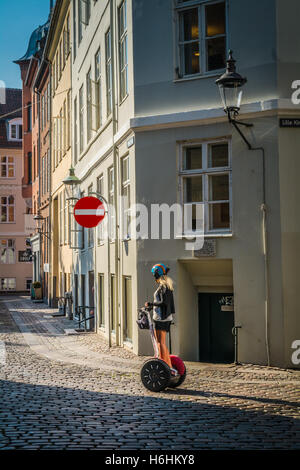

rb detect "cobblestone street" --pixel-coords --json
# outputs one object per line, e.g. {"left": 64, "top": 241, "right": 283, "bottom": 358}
{"left": 0, "top": 296, "right": 299, "bottom": 450}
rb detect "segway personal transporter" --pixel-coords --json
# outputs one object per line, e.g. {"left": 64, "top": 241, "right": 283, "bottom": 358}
{"left": 137, "top": 306, "right": 186, "bottom": 392}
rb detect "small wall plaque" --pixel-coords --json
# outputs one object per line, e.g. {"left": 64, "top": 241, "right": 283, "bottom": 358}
{"left": 194, "top": 239, "right": 216, "bottom": 257}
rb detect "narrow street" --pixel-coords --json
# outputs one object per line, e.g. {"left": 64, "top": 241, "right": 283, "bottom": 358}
{"left": 0, "top": 296, "right": 299, "bottom": 450}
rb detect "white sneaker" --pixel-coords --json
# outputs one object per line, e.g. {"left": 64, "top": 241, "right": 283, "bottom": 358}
{"left": 170, "top": 368, "right": 178, "bottom": 376}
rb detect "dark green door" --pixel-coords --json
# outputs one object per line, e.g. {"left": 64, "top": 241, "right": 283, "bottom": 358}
{"left": 199, "top": 293, "right": 234, "bottom": 363}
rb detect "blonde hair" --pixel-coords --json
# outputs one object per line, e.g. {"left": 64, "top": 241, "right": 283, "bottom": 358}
{"left": 158, "top": 275, "right": 174, "bottom": 291}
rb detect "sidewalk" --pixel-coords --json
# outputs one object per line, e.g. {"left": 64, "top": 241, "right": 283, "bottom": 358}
{"left": 1, "top": 295, "right": 300, "bottom": 383}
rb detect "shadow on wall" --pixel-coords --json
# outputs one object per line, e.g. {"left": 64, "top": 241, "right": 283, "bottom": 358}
{"left": 0, "top": 379, "right": 299, "bottom": 449}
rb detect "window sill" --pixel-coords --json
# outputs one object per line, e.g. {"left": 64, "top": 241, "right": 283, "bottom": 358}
{"left": 173, "top": 71, "right": 224, "bottom": 84}
{"left": 175, "top": 232, "right": 233, "bottom": 239}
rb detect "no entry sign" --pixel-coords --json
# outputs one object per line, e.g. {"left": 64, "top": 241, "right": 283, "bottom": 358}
{"left": 74, "top": 196, "right": 105, "bottom": 228}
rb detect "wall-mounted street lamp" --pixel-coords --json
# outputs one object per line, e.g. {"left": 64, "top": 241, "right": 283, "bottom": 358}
{"left": 34, "top": 211, "right": 51, "bottom": 239}
{"left": 216, "top": 50, "right": 254, "bottom": 148}
{"left": 63, "top": 166, "right": 82, "bottom": 202}
{"left": 215, "top": 50, "right": 270, "bottom": 367}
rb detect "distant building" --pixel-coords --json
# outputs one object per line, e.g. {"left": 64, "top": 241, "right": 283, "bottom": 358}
{"left": 0, "top": 88, "right": 32, "bottom": 293}
{"left": 15, "top": 14, "right": 51, "bottom": 299}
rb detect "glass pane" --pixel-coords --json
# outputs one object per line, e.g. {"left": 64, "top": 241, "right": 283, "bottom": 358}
{"left": 1, "top": 156, "right": 6, "bottom": 163}
{"left": 209, "top": 174, "right": 229, "bottom": 200}
{"left": 180, "top": 9, "right": 199, "bottom": 41}
{"left": 7, "top": 248, "right": 14, "bottom": 263}
{"left": 207, "top": 36, "right": 226, "bottom": 71}
{"left": 209, "top": 202, "right": 230, "bottom": 229}
{"left": 208, "top": 143, "right": 228, "bottom": 167}
{"left": 185, "top": 176, "right": 203, "bottom": 202}
{"left": 1, "top": 166, "right": 6, "bottom": 177}
{"left": 184, "top": 147, "right": 202, "bottom": 170}
{"left": 8, "top": 157, "right": 13, "bottom": 162}
{"left": 1, "top": 240, "right": 6, "bottom": 246}
{"left": 122, "top": 158, "right": 129, "bottom": 182}
{"left": 206, "top": 2, "right": 226, "bottom": 37}
{"left": 124, "top": 277, "right": 132, "bottom": 341}
{"left": 8, "top": 165, "right": 14, "bottom": 177}
{"left": 1, "top": 207, "right": 7, "bottom": 222}
{"left": 8, "top": 206, "right": 14, "bottom": 221}
{"left": 183, "top": 42, "right": 200, "bottom": 75}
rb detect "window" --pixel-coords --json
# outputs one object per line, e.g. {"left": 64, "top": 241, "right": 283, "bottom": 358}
{"left": 73, "top": 0, "right": 77, "bottom": 58}
{"left": 63, "top": 100, "right": 66, "bottom": 154}
{"left": 177, "top": 0, "right": 226, "bottom": 77}
{"left": 98, "top": 273, "right": 105, "bottom": 327}
{"left": 0, "top": 239, "right": 15, "bottom": 264}
{"left": 59, "top": 108, "right": 63, "bottom": 161}
{"left": 179, "top": 140, "right": 231, "bottom": 232}
{"left": 9, "top": 122, "right": 22, "bottom": 140}
{"left": 67, "top": 90, "right": 71, "bottom": 149}
{"left": 105, "top": 29, "right": 112, "bottom": 117}
{"left": 118, "top": 0, "right": 128, "bottom": 101}
{"left": 110, "top": 274, "right": 116, "bottom": 332}
{"left": 64, "top": 190, "right": 68, "bottom": 244}
{"left": 95, "top": 48, "right": 101, "bottom": 130}
{"left": 86, "top": 68, "right": 92, "bottom": 142}
{"left": 0, "top": 278, "right": 16, "bottom": 291}
{"left": 27, "top": 102, "right": 32, "bottom": 131}
{"left": 108, "top": 166, "right": 115, "bottom": 240}
{"left": 79, "top": 85, "right": 84, "bottom": 153}
{"left": 28, "top": 152, "right": 32, "bottom": 184}
{"left": 78, "top": 0, "right": 83, "bottom": 43}
{"left": 121, "top": 155, "right": 130, "bottom": 239}
{"left": 74, "top": 97, "right": 78, "bottom": 163}
{"left": 1, "top": 156, "right": 15, "bottom": 178}
{"left": 59, "top": 192, "right": 63, "bottom": 244}
{"left": 97, "top": 174, "right": 104, "bottom": 244}
{"left": 123, "top": 276, "right": 132, "bottom": 342}
{"left": 26, "top": 279, "right": 32, "bottom": 291}
{"left": 1, "top": 195, "right": 15, "bottom": 223}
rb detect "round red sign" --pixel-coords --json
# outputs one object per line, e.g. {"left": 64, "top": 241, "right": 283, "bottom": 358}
{"left": 74, "top": 196, "right": 105, "bottom": 228}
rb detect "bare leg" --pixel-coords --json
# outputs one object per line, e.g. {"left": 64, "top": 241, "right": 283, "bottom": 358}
{"left": 156, "top": 330, "right": 172, "bottom": 368}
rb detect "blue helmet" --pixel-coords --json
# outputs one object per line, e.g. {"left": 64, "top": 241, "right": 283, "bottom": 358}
{"left": 151, "top": 263, "right": 169, "bottom": 279}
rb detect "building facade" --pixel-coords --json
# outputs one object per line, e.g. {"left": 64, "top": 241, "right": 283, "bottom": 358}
{"left": 67, "top": 0, "right": 300, "bottom": 369}
{"left": 0, "top": 88, "right": 32, "bottom": 293}
{"left": 16, "top": 0, "right": 300, "bottom": 369}
{"left": 45, "top": 0, "right": 72, "bottom": 306}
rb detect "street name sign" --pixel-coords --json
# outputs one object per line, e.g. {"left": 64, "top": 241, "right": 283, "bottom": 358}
{"left": 279, "top": 118, "right": 300, "bottom": 128}
{"left": 74, "top": 196, "right": 105, "bottom": 228}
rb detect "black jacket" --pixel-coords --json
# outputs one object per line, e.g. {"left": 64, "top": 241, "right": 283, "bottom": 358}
{"left": 152, "top": 286, "right": 175, "bottom": 320}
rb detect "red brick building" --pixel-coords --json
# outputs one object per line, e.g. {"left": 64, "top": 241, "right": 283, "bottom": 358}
{"left": 15, "top": 17, "right": 50, "bottom": 299}
{"left": 0, "top": 88, "right": 32, "bottom": 293}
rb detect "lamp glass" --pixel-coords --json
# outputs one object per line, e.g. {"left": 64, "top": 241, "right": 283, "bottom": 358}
{"left": 218, "top": 83, "right": 243, "bottom": 112}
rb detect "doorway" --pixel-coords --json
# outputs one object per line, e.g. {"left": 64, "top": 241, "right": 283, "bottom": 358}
{"left": 198, "top": 292, "right": 234, "bottom": 363}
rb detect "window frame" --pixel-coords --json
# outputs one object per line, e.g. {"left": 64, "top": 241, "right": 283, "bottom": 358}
{"left": 178, "top": 138, "right": 232, "bottom": 234}
{"left": 0, "top": 239, "right": 15, "bottom": 264}
{"left": 105, "top": 28, "right": 113, "bottom": 118}
{"left": 118, "top": 0, "right": 128, "bottom": 102}
{"left": 0, "top": 195, "right": 15, "bottom": 223}
{"left": 0, "top": 277, "right": 16, "bottom": 291}
{"left": 1, "top": 156, "right": 15, "bottom": 178}
{"left": 175, "top": 0, "right": 227, "bottom": 79}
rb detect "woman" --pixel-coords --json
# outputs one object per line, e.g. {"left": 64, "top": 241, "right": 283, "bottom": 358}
{"left": 145, "top": 263, "right": 177, "bottom": 375}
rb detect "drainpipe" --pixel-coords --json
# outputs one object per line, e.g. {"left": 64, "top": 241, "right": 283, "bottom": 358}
{"left": 34, "top": 87, "right": 42, "bottom": 287}
{"left": 110, "top": 0, "right": 120, "bottom": 346}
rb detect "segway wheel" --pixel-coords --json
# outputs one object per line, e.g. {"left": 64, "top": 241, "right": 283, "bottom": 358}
{"left": 141, "top": 359, "right": 171, "bottom": 392}
{"left": 168, "top": 355, "right": 187, "bottom": 388}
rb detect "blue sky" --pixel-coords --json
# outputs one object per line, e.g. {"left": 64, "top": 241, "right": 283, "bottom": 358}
{"left": 0, "top": 0, "right": 51, "bottom": 89}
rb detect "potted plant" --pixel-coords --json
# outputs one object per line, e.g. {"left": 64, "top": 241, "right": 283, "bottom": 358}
{"left": 32, "top": 281, "right": 42, "bottom": 300}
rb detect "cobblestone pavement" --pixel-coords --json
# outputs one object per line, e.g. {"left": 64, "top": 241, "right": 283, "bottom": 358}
{"left": 0, "top": 296, "right": 299, "bottom": 450}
